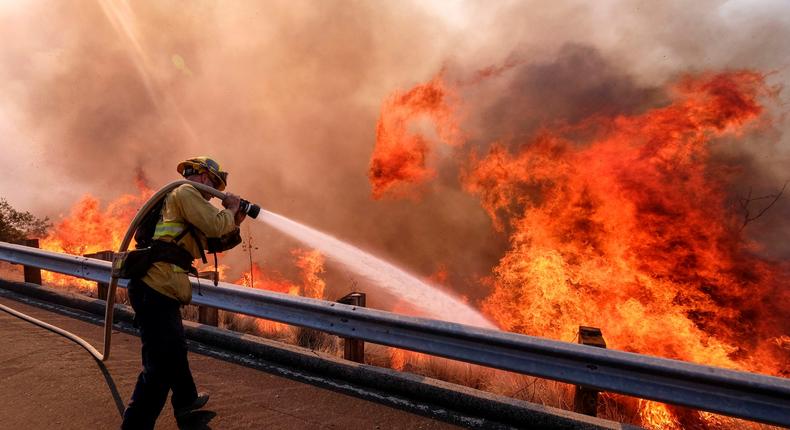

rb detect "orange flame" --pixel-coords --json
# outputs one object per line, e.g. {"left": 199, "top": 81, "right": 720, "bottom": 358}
{"left": 368, "top": 72, "right": 462, "bottom": 199}
{"left": 465, "top": 72, "right": 787, "bottom": 366}
{"left": 40, "top": 179, "right": 153, "bottom": 290}
{"left": 293, "top": 249, "right": 326, "bottom": 299}
{"left": 234, "top": 249, "right": 326, "bottom": 299}
{"left": 390, "top": 348, "right": 407, "bottom": 371}
{"left": 234, "top": 262, "right": 296, "bottom": 295}
{"left": 639, "top": 401, "right": 682, "bottom": 430}
{"left": 468, "top": 72, "right": 788, "bottom": 427}
{"left": 373, "top": 70, "right": 789, "bottom": 428}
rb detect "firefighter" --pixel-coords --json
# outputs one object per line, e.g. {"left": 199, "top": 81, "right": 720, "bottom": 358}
{"left": 121, "top": 156, "right": 246, "bottom": 429}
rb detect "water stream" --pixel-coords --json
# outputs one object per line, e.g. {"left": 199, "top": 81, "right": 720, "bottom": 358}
{"left": 256, "top": 210, "right": 496, "bottom": 329}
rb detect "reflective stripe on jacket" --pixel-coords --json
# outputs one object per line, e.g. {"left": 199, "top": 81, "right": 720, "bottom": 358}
{"left": 153, "top": 221, "right": 188, "bottom": 240}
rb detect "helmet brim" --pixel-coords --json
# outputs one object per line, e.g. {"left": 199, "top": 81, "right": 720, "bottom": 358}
{"left": 207, "top": 170, "right": 227, "bottom": 191}
{"left": 177, "top": 159, "right": 228, "bottom": 191}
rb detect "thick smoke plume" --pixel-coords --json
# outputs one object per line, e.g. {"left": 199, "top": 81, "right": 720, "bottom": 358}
{"left": 1, "top": 1, "right": 788, "bottom": 305}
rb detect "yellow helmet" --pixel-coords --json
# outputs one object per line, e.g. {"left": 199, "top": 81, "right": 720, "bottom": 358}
{"left": 177, "top": 156, "right": 228, "bottom": 191}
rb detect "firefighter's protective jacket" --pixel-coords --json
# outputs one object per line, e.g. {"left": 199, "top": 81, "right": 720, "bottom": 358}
{"left": 142, "top": 184, "right": 236, "bottom": 303}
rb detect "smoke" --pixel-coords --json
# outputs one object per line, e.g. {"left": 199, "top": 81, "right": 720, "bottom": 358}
{"left": 1, "top": 0, "right": 789, "bottom": 304}
{"left": 471, "top": 44, "right": 667, "bottom": 143}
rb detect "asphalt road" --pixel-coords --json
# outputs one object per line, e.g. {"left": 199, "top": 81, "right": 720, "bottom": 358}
{"left": 0, "top": 295, "right": 461, "bottom": 430}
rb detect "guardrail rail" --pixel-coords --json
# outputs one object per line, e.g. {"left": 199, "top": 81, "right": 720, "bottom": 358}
{"left": 0, "top": 241, "right": 788, "bottom": 427}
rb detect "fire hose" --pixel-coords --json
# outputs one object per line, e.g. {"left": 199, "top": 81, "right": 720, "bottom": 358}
{"left": 0, "top": 180, "right": 260, "bottom": 361}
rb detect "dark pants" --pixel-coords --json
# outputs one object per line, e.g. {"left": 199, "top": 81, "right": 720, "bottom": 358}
{"left": 122, "top": 279, "right": 198, "bottom": 430}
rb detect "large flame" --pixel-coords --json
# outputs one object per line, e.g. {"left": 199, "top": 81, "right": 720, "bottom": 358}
{"left": 368, "top": 72, "right": 463, "bottom": 199}
{"left": 39, "top": 176, "right": 153, "bottom": 290}
{"left": 371, "top": 70, "right": 789, "bottom": 428}
{"left": 465, "top": 72, "right": 788, "bottom": 373}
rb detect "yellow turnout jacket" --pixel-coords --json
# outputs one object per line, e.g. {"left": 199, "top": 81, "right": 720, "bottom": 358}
{"left": 142, "top": 184, "right": 236, "bottom": 303}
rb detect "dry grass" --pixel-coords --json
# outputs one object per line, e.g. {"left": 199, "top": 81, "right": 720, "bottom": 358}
{"left": 294, "top": 326, "right": 340, "bottom": 353}
{"left": 368, "top": 346, "right": 494, "bottom": 390}
{"left": 180, "top": 305, "right": 340, "bottom": 355}
{"left": 484, "top": 371, "right": 575, "bottom": 410}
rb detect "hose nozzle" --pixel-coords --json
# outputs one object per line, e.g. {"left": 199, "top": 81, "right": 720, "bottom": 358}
{"left": 239, "top": 198, "right": 261, "bottom": 219}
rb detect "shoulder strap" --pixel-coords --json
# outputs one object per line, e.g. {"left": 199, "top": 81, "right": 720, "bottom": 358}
{"left": 134, "top": 198, "right": 166, "bottom": 249}
{"left": 175, "top": 224, "right": 207, "bottom": 264}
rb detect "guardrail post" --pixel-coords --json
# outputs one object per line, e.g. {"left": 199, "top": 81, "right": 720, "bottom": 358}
{"left": 197, "top": 271, "right": 219, "bottom": 326}
{"left": 22, "top": 239, "right": 42, "bottom": 285}
{"left": 574, "top": 326, "right": 607, "bottom": 416}
{"left": 84, "top": 250, "right": 114, "bottom": 300}
{"left": 198, "top": 306, "right": 219, "bottom": 326}
{"left": 337, "top": 292, "right": 366, "bottom": 363}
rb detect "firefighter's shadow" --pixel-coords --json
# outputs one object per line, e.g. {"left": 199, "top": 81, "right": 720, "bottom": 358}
{"left": 177, "top": 410, "right": 216, "bottom": 430}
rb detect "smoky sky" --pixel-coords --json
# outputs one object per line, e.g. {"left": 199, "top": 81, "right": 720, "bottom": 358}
{"left": 1, "top": 0, "right": 789, "bottom": 304}
{"left": 473, "top": 44, "right": 667, "bottom": 143}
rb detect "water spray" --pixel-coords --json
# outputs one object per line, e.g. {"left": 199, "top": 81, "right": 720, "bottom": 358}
{"left": 253, "top": 210, "right": 496, "bottom": 329}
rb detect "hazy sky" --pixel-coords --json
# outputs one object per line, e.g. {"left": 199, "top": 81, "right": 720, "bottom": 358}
{"left": 1, "top": 0, "right": 788, "bottom": 291}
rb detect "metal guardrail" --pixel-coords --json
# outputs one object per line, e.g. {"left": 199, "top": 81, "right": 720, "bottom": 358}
{"left": 1, "top": 241, "right": 788, "bottom": 427}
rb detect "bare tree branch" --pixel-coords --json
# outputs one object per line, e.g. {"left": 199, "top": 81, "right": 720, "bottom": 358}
{"left": 739, "top": 181, "right": 789, "bottom": 231}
